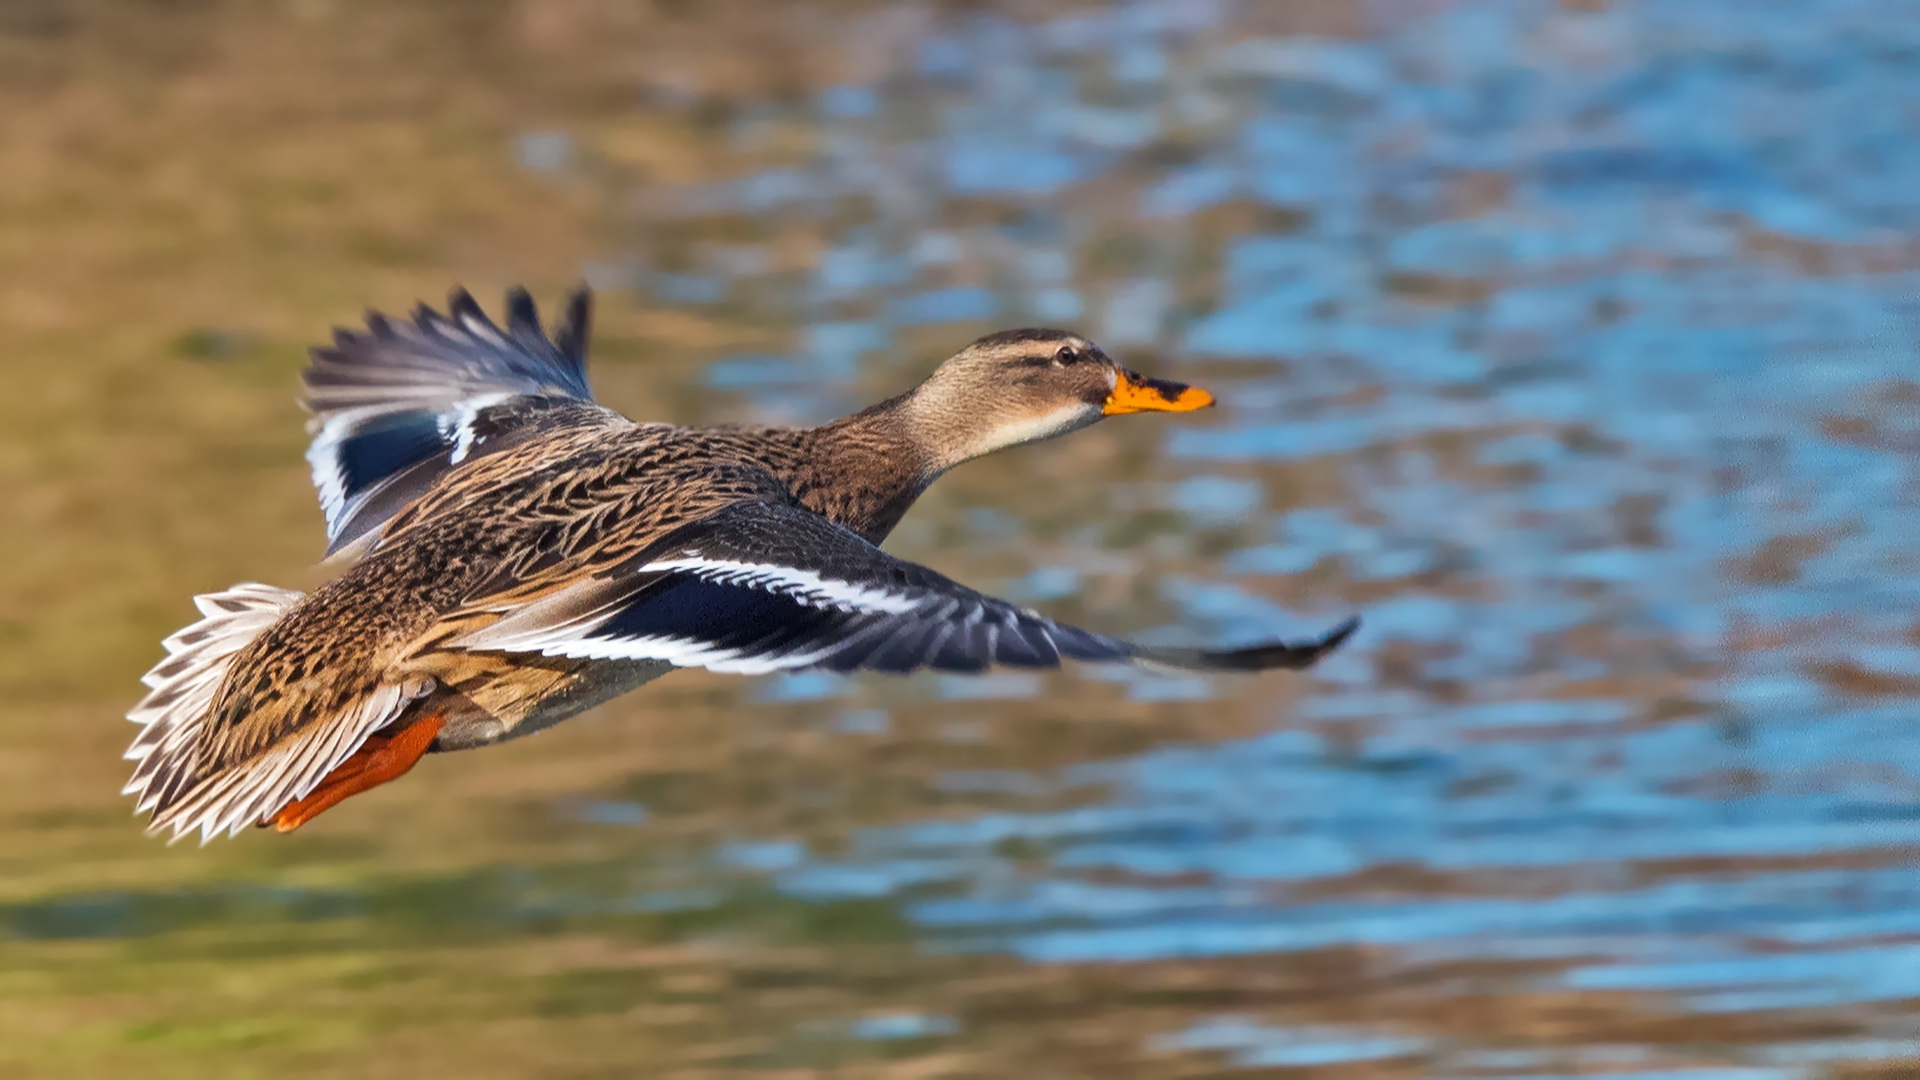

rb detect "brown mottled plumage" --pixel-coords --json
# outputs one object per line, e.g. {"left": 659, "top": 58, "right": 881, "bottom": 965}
{"left": 123, "top": 288, "right": 1360, "bottom": 843}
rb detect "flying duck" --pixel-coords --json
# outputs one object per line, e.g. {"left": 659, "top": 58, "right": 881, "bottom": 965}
{"left": 124, "top": 288, "right": 1359, "bottom": 842}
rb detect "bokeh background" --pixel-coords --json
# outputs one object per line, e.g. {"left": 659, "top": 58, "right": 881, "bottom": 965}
{"left": 4, "top": 0, "right": 1919, "bottom": 1076}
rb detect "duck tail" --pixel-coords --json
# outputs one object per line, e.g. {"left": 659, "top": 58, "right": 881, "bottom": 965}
{"left": 122, "top": 583, "right": 304, "bottom": 843}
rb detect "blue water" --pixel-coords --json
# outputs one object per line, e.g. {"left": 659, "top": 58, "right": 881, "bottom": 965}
{"left": 586, "top": 0, "right": 1920, "bottom": 1071}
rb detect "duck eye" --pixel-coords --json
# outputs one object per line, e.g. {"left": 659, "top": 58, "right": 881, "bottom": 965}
{"left": 1052, "top": 345, "right": 1078, "bottom": 366}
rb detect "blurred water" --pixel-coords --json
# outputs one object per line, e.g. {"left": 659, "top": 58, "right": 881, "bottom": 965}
{"left": 12, "top": 0, "right": 1920, "bottom": 1075}
{"left": 634, "top": 0, "right": 1920, "bottom": 1071}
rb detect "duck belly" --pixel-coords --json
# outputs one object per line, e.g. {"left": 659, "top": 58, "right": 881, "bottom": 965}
{"left": 430, "top": 659, "right": 675, "bottom": 752}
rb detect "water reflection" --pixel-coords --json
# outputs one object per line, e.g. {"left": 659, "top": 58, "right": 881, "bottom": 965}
{"left": 603, "top": 0, "right": 1920, "bottom": 1069}
{"left": 10, "top": 0, "right": 1920, "bottom": 1075}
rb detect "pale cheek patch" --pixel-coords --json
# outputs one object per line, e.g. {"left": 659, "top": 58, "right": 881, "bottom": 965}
{"left": 977, "top": 402, "right": 1101, "bottom": 456}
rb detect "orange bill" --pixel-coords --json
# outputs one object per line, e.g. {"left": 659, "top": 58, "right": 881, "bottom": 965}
{"left": 1102, "top": 369, "right": 1215, "bottom": 415}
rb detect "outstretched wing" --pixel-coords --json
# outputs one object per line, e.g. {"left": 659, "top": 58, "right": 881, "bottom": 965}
{"left": 303, "top": 286, "right": 626, "bottom": 556}
{"left": 453, "top": 501, "right": 1359, "bottom": 677}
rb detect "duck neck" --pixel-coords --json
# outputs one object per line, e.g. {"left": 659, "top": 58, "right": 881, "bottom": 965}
{"left": 787, "top": 392, "right": 951, "bottom": 545}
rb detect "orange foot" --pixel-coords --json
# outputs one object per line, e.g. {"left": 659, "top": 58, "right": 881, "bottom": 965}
{"left": 269, "top": 712, "right": 446, "bottom": 832}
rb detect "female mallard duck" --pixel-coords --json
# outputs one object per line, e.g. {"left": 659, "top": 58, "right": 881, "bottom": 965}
{"left": 125, "top": 288, "right": 1359, "bottom": 843}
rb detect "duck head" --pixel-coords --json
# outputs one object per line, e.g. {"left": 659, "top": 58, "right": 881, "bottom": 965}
{"left": 899, "top": 328, "right": 1213, "bottom": 471}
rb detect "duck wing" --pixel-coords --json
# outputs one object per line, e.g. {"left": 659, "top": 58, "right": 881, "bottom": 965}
{"left": 452, "top": 501, "right": 1359, "bottom": 677}
{"left": 303, "top": 286, "right": 627, "bottom": 557}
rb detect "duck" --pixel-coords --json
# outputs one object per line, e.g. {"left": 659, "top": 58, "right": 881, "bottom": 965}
{"left": 124, "top": 287, "right": 1359, "bottom": 843}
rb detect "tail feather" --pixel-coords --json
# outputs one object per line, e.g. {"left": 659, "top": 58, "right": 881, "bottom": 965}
{"left": 142, "top": 682, "right": 411, "bottom": 844}
{"left": 126, "top": 584, "right": 429, "bottom": 844}
{"left": 123, "top": 584, "right": 304, "bottom": 843}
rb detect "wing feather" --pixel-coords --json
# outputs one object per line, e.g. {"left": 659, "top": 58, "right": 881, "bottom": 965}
{"left": 451, "top": 502, "right": 1359, "bottom": 679}
{"left": 302, "top": 286, "right": 625, "bottom": 556}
